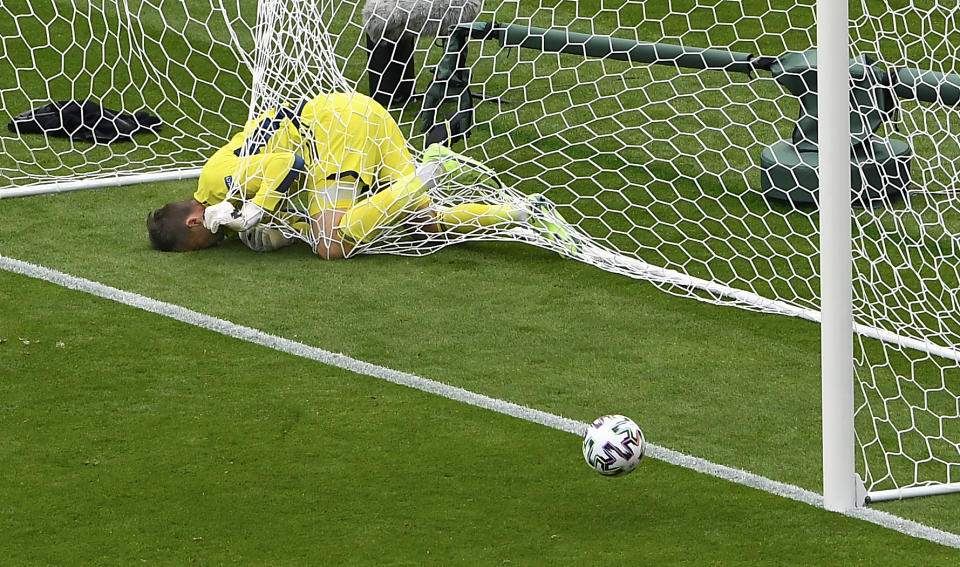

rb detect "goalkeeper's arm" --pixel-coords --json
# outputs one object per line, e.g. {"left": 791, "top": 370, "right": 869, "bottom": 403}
{"left": 205, "top": 152, "right": 307, "bottom": 233}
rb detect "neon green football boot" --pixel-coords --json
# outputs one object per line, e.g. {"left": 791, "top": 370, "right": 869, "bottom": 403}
{"left": 422, "top": 143, "right": 501, "bottom": 189}
{"left": 527, "top": 193, "right": 582, "bottom": 254}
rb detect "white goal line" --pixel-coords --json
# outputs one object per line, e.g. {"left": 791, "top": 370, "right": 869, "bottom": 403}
{"left": 1, "top": 252, "right": 959, "bottom": 550}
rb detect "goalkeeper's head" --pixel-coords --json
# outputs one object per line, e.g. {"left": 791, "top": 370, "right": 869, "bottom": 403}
{"left": 146, "top": 199, "right": 224, "bottom": 252}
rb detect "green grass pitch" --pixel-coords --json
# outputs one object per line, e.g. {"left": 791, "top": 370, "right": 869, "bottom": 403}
{"left": 3, "top": 183, "right": 960, "bottom": 564}
{"left": 3, "top": 0, "right": 960, "bottom": 563}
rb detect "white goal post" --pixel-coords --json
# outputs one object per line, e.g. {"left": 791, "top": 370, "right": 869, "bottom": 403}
{"left": 5, "top": 1, "right": 960, "bottom": 508}
{"left": 819, "top": 0, "right": 856, "bottom": 512}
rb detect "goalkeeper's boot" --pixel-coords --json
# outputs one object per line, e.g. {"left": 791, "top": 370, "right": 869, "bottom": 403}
{"left": 527, "top": 194, "right": 582, "bottom": 255}
{"left": 422, "top": 143, "right": 501, "bottom": 189}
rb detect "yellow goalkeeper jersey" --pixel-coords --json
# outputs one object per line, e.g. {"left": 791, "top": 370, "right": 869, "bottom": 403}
{"left": 298, "top": 92, "right": 414, "bottom": 190}
{"left": 194, "top": 93, "right": 415, "bottom": 214}
{"left": 193, "top": 107, "right": 303, "bottom": 210}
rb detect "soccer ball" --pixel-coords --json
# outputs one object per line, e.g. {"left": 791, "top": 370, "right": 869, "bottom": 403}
{"left": 582, "top": 414, "right": 645, "bottom": 476}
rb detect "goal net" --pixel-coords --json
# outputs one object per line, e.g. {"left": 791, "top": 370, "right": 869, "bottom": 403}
{"left": 4, "top": 0, "right": 960, "bottom": 503}
{"left": 0, "top": 0, "right": 257, "bottom": 195}
{"left": 849, "top": 3, "right": 960, "bottom": 502}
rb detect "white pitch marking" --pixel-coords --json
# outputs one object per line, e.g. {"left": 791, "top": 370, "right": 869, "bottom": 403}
{"left": 2, "top": 252, "right": 959, "bottom": 549}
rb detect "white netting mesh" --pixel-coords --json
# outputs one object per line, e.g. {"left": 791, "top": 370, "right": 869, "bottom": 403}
{"left": 4, "top": 0, "right": 960, "bottom": 500}
{"left": 0, "top": 0, "right": 254, "bottom": 189}
{"left": 242, "top": 0, "right": 579, "bottom": 257}
{"left": 851, "top": 1, "right": 960, "bottom": 498}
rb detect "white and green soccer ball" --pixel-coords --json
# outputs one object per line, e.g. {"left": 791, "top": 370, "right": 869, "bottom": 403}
{"left": 582, "top": 414, "right": 645, "bottom": 476}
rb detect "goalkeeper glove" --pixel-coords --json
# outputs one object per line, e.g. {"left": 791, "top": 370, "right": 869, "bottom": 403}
{"left": 240, "top": 225, "right": 296, "bottom": 252}
{"left": 203, "top": 201, "right": 266, "bottom": 233}
{"left": 202, "top": 200, "right": 238, "bottom": 233}
{"left": 223, "top": 202, "right": 266, "bottom": 232}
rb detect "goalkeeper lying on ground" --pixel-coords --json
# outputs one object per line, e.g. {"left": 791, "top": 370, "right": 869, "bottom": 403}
{"left": 146, "top": 92, "right": 576, "bottom": 259}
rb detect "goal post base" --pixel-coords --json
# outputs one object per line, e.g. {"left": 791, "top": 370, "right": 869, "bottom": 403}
{"left": 856, "top": 473, "right": 868, "bottom": 507}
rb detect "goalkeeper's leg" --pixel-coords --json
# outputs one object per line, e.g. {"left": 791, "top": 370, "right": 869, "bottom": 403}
{"left": 333, "top": 146, "right": 578, "bottom": 254}
{"left": 337, "top": 161, "right": 444, "bottom": 245}
{"left": 337, "top": 145, "right": 554, "bottom": 241}
{"left": 302, "top": 180, "right": 361, "bottom": 260}
{"left": 313, "top": 208, "right": 353, "bottom": 260}
{"left": 434, "top": 203, "right": 528, "bottom": 233}
{"left": 431, "top": 194, "right": 581, "bottom": 252}
{"left": 398, "top": 143, "right": 529, "bottom": 234}
{"left": 337, "top": 142, "right": 511, "bottom": 244}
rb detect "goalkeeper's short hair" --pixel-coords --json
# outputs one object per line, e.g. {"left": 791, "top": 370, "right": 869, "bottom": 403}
{"left": 146, "top": 200, "right": 195, "bottom": 252}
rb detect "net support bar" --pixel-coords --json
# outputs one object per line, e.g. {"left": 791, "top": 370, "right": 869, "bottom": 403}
{"left": 819, "top": 0, "right": 857, "bottom": 512}
{"left": 867, "top": 483, "right": 960, "bottom": 504}
{"left": 0, "top": 168, "right": 204, "bottom": 199}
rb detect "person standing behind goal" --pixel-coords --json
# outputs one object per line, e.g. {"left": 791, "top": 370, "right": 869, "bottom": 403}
{"left": 146, "top": 92, "right": 577, "bottom": 258}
